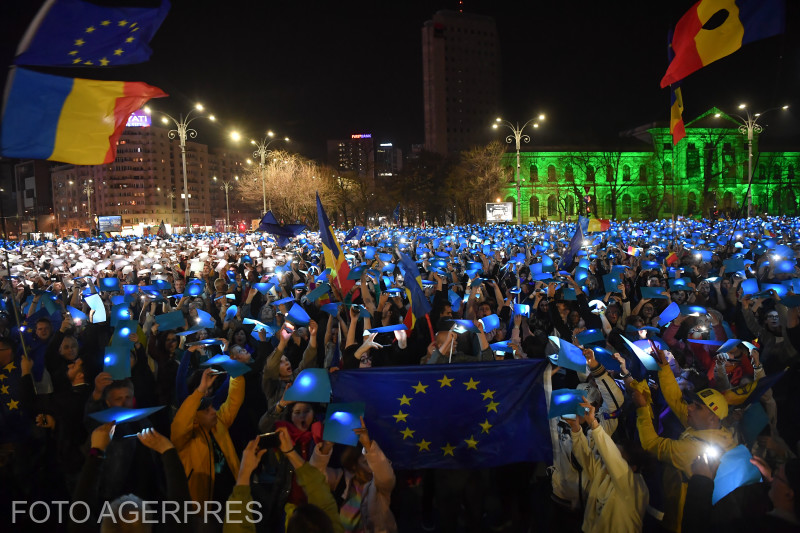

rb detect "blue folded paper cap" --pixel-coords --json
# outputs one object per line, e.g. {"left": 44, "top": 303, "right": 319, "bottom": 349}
{"left": 99, "top": 277, "right": 120, "bottom": 292}
{"left": 285, "top": 303, "right": 311, "bottom": 327}
{"left": 202, "top": 355, "right": 251, "bottom": 378}
{"left": 548, "top": 389, "right": 588, "bottom": 419}
{"left": 591, "top": 346, "right": 620, "bottom": 372}
{"left": 479, "top": 314, "right": 500, "bottom": 332}
{"left": 658, "top": 302, "right": 680, "bottom": 326}
{"left": 88, "top": 406, "right": 165, "bottom": 424}
{"left": 322, "top": 402, "right": 366, "bottom": 446}
{"left": 272, "top": 296, "right": 295, "bottom": 307}
{"left": 366, "top": 324, "right": 408, "bottom": 334}
{"left": 284, "top": 368, "right": 331, "bottom": 403}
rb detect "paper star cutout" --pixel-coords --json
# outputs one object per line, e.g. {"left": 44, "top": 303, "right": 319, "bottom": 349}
{"left": 101, "top": 20, "right": 111, "bottom": 26}
{"left": 479, "top": 419, "right": 493, "bottom": 434}
{"left": 6, "top": 399, "right": 19, "bottom": 411}
{"left": 481, "top": 389, "right": 495, "bottom": 400}
{"left": 463, "top": 377, "right": 479, "bottom": 390}
{"left": 74, "top": 38, "right": 85, "bottom": 47}
{"left": 0, "top": 385, "right": 8, "bottom": 395}
{"left": 412, "top": 381, "right": 428, "bottom": 394}
{"left": 118, "top": 20, "right": 128, "bottom": 27}
{"left": 85, "top": 26, "right": 95, "bottom": 33}
{"left": 441, "top": 443, "right": 456, "bottom": 456}
{"left": 397, "top": 394, "right": 412, "bottom": 406}
{"left": 486, "top": 401, "right": 500, "bottom": 413}
{"left": 99, "top": 58, "right": 110, "bottom": 66}
{"left": 4, "top": 362, "right": 16, "bottom": 372}
{"left": 416, "top": 439, "right": 431, "bottom": 452}
{"left": 464, "top": 435, "right": 478, "bottom": 449}
{"left": 437, "top": 375, "right": 453, "bottom": 387}
{"left": 114, "top": 49, "right": 124, "bottom": 56}
{"left": 392, "top": 410, "right": 408, "bottom": 423}
{"left": 400, "top": 427, "right": 415, "bottom": 440}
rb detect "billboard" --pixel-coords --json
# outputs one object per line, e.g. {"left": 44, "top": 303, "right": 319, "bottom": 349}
{"left": 126, "top": 111, "right": 151, "bottom": 128}
{"left": 485, "top": 202, "right": 513, "bottom": 222}
{"left": 97, "top": 215, "right": 122, "bottom": 232}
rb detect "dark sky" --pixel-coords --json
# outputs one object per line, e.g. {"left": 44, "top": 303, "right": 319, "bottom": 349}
{"left": 2, "top": 0, "right": 799, "bottom": 162}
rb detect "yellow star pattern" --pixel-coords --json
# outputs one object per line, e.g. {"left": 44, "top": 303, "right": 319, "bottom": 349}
{"left": 131, "top": 27, "right": 140, "bottom": 32}
{"left": 486, "top": 401, "right": 500, "bottom": 413}
{"left": 441, "top": 443, "right": 456, "bottom": 456}
{"left": 85, "top": 26, "right": 95, "bottom": 33}
{"left": 118, "top": 20, "right": 129, "bottom": 27}
{"left": 6, "top": 399, "right": 19, "bottom": 411}
{"left": 101, "top": 20, "right": 111, "bottom": 26}
{"left": 4, "top": 362, "right": 16, "bottom": 372}
{"left": 400, "top": 427, "right": 415, "bottom": 440}
{"left": 397, "top": 395, "right": 412, "bottom": 406}
{"left": 479, "top": 419, "right": 493, "bottom": 434}
{"left": 393, "top": 410, "right": 409, "bottom": 423}
{"left": 125, "top": 37, "right": 135, "bottom": 43}
{"left": 0, "top": 374, "right": 7, "bottom": 381}
{"left": 0, "top": 385, "right": 8, "bottom": 395}
{"left": 99, "top": 58, "right": 110, "bottom": 66}
{"left": 437, "top": 375, "right": 453, "bottom": 388}
{"left": 83, "top": 60, "right": 93, "bottom": 65}
{"left": 463, "top": 377, "right": 479, "bottom": 390}
{"left": 74, "top": 38, "right": 85, "bottom": 47}
{"left": 68, "top": 50, "right": 78, "bottom": 56}
{"left": 412, "top": 381, "right": 428, "bottom": 394}
{"left": 114, "top": 49, "right": 124, "bottom": 56}
{"left": 464, "top": 435, "right": 478, "bottom": 449}
{"left": 72, "top": 58, "right": 82, "bottom": 64}
{"left": 416, "top": 439, "right": 431, "bottom": 452}
{"left": 481, "top": 389, "right": 495, "bottom": 400}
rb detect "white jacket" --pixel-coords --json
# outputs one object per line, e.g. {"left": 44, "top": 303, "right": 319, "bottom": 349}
{"left": 571, "top": 424, "right": 648, "bottom": 533}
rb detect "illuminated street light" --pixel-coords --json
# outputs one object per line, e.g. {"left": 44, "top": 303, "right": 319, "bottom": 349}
{"left": 231, "top": 130, "right": 289, "bottom": 215}
{"left": 213, "top": 175, "right": 238, "bottom": 231}
{"left": 492, "top": 115, "right": 545, "bottom": 224}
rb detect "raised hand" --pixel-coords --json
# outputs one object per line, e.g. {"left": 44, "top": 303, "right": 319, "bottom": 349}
{"left": 137, "top": 427, "right": 175, "bottom": 454}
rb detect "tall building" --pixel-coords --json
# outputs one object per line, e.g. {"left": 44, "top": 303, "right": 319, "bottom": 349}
{"left": 375, "top": 142, "right": 403, "bottom": 180}
{"left": 422, "top": 10, "right": 501, "bottom": 155}
{"left": 496, "top": 108, "right": 800, "bottom": 222}
{"left": 327, "top": 134, "right": 375, "bottom": 179}
{"left": 11, "top": 160, "right": 55, "bottom": 236}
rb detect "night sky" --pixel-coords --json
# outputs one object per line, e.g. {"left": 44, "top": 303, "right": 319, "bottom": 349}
{"left": 2, "top": 0, "right": 799, "bottom": 162}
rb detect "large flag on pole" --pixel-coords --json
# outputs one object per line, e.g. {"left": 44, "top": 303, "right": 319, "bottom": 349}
{"left": 14, "top": 0, "right": 171, "bottom": 68}
{"left": 560, "top": 218, "right": 586, "bottom": 270}
{"left": 660, "top": 0, "right": 785, "bottom": 88}
{"left": 667, "top": 29, "right": 686, "bottom": 145}
{"left": 0, "top": 67, "right": 167, "bottom": 164}
{"left": 330, "top": 360, "right": 552, "bottom": 469}
{"left": 316, "top": 193, "right": 354, "bottom": 294}
{"left": 396, "top": 251, "right": 432, "bottom": 330}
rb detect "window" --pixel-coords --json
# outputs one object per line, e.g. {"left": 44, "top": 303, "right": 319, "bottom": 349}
{"left": 547, "top": 195, "right": 558, "bottom": 216}
{"left": 639, "top": 165, "right": 648, "bottom": 183}
{"left": 529, "top": 196, "right": 539, "bottom": 218}
{"left": 621, "top": 194, "right": 632, "bottom": 216}
{"left": 565, "top": 165, "right": 574, "bottom": 182}
{"left": 663, "top": 161, "right": 673, "bottom": 180}
{"left": 638, "top": 194, "right": 648, "bottom": 215}
{"left": 622, "top": 165, "right": 631, "bottom": 182}
{"left": 686, "top": 143, "right": 699, "bottom": 177}
{"left": 566, "top": 195, "right": 575, "bottom": 216}
{"left": 547, "top": 165, "right": 556, "bottom": 182}
{"left": 529, "top": 165, "right": 538, "bottom": 182}
{"left": 586, "top": 165, "right": 595, "bottom": 182}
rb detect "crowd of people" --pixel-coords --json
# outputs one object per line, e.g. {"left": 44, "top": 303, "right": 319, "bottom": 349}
{"left": 0, "top": 214, "right": 799, "bottom": 533}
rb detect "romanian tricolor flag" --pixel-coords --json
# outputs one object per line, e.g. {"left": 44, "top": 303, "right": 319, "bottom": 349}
{"left": 0, "top": 67, "right": 167, "bottom": 164}
{"left": 660, "top": 0, "right": 785, "bottom": 88}
{"left": 397, "top": 251, "right": 432, "bottom": 330}
{"left": 586, "top": 218, "right": 610, "bottom": 233}
{"left": 665, "top": 252, "right": 680, "bottom": 266}
{"left": 316, "top": 193, "right": 354, "bottom": 294}
{"left": 667, "top": 29, "right": 686, "bottom": 145}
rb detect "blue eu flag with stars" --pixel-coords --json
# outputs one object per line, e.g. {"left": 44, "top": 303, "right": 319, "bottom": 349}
{"left": 14, "top": 0, "right": 170, "bottom": 68}
{"left": 330, "top": 360, "right": 552, "bottom": 469}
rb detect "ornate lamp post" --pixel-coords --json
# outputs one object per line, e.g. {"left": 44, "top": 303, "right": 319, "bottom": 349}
{"left": 493, "top": 115, "right": 545, "bottom": 224}
{"left": 147, "top": 104, "right": 215, "bottom": 233}
{"left": 213, "top": 175, "right": 237, "bottom": 231}
{"left": 82, "top": 179, "right": 94, "bottom": 233}
{"left": 233, "top": 130, "right": 289, "bottom": 215}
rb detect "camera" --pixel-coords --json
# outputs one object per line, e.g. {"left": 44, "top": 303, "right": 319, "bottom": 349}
{"left": 257, "top": 431, "right": 281, "bottom": 449}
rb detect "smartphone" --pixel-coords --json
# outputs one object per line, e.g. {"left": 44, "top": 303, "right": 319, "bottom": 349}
{"left": 258, "top": 431, "right": 281, "bottom": 449}
{"left": 648, "top": 339, "right": 659, "bottom": 359}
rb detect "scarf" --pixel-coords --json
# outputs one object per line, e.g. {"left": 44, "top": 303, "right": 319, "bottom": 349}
{"left": 274, "top": 420, "right": 323, "bottom": 504}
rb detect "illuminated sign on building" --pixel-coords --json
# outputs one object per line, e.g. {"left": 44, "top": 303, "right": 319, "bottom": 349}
{"left": 126, "top": 111, "right": 151, "bottom": 128}
{"left": 351, "top": 134, "right": 372, "bottom": 139}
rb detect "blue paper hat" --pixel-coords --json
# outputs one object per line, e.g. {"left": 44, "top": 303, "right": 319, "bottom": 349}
{"left": 740, "top": 278, "right": 759, "bottom": 296}
{"left": 367, "top": 324, "right": 408, "bottom": 334}
{"left": 449, "top": 319, "right": 478, "bottom": 333}
{"left": 225, "top": 305, "right": 238, "bottom": 322}
{"left": 320, "top": 302, "right": 342, "bottom": 315}
{"left": 658, "top": 302, "right": 680, "bottom": 326}
{"left": 184, "top": 280, "right": 205, "bottom": 297}
{"left": 103, "top": 343, "right": 131, "bottom": 380}
{"left": 513, "top": 303, "right": 530, "bottom": 317}
{"left": 717, "top": 339, "right": 744, "bottom": 354}
{"left": 306, "top": 283, "right": 330, "bottom": 302}
{"left": 122, "top": 284, "right": 139, "bottom": 296}
{"left": 640, "top": 286, "right": 668, "bottom": 299}
{"left": 253, "top": 282, "right": 274, "bottom": 295}
{"left": 547, "top": 336, "right": 587, "bottom": 373}
{"left": 284, "top": 368, "right": 331, "bottom": 403}
{"left": 489, "top": 340, "right": 514, "bottom": 353}
{"left": 151, "top": 279, "right": 172, "bottom": 291}
{"left": 202, "top": 355, "right": 251, "bottom": 378}
{"left": 84, "top": 293, "right": 107, "bottom": 323}
{"left": 194, "top": 309, "right": 215, "bottom": 329}
{"left": 479, "top": 314, "right": 500, "bottom": 332}
{"left": 548, "top": 389, "right": 588, "bottom": 419}
{"left": 99, "top": 277, "right": 120, "bottom": 292}
{"left": 88, "top": 406, "right": 165, "bottom": 424}
{"left": 679, "top": 305, "right": 707, "bottom": 316}
{"left": 711, "top": 445, "right": 763, "bottom": 505}
{"left": 576, "top": 329, "right": 605, "bottom": 345}
{"left": 110, "top": 304, "right": 132, "bottom": 327}
{"left": 66, "top": 305, "right": 87, "bottom": 323}
{"left": 273, "top": 296, "right": 295, "bottom": 307}
{"left": 621, "top": 336, "right": 659, "bottom": 371}
{"left": 322, "top": 402, "right": 366, "bottom": 446}
{"left": 285, "top": 303, "right": 311, "bottom": 327}
{"left": 591, "top": 346, "right": 621, "bottom": 372}
{"left": 155, "top": 310, "right": 185, "bottom": 331}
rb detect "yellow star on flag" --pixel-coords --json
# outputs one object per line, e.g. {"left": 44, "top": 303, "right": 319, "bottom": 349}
{"left": 412, "top": 381, "right": 428, "bottom": 394}
{"left": 437, "top": 375, "right": 453, "bottom": 387}
{"left": 83, "top": 60, "right": 93, "bottom": 65}
{"left": 7, "top": 399, "right": 19, "bottom": 411}
{"left": 0, "top": 385, "right": 8, "bottom": 395}
{"left": 85, "top": 26, "right": 95, "bottom": 33}
{"left": 113, "top": 49, "right": 124, "bottom": 56}
{"left": 393, "top": 410, "right": 408, "bottom": 423}
{"left": 481, "top": 389, "right": 495, "bottom": 400}
{"left": 99, "top": 58, "right": 110, "bottom": 66}
{"left": 464, "top": 435, "right": 478, "bottom": 449}
{"left": 74, "top": 38, "right": 85, "bottom": 46}
{"left": 0, "top": 374, "right": 7, "bottom": 381}
{"left": 397, "top": 395, "right": 412, "bottom": 406}
{"left": 400, "top": 427, "right": 415, "bottom": 440}
{"left": 441, "top": 443, "right": 456, "bottom": 456}
{"left": 463, "top": 377, "right": 479, "bottom": 390}
{"left": 4, "top": 362, "right": 16, "bottom": 372}
{"left": 125, "top": 37, "right": 135, "bottom": 43}
{"left": 68, "top": 50, "right": 78, "bottom": 56}
{"left": 101, "top": 20, "right": 111, "bottom": 26}
{"left": 486, "top": 401, "right": 500, "bottom": 413}
{"left": 416, "top": 439, "right": 431, "bottom": 452}
{"left": 131, "top": 27, "right": 140, "bottom": 32}
{"left": 118, "top": 20, "right": 128, "bottom": 27}
{"left": 479, "top": 419, "right": 493, "bottom": 434}
{"left": 72, "top": 57, "right": 82, "bottom": 64}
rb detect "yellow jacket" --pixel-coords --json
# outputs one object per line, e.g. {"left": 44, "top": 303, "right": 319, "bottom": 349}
{"left": 171, "top": 376, "right": 245, "bottom": 503}
{"left": 636, "top": 365, "right": 735, "bottom": 533}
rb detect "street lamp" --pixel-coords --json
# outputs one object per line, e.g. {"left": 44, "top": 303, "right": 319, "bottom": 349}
{"left": 147, "top": 104, "right": 216, "bottom": 234}
{"left": 83, "top": 179, "right": 94, "bottom": 233}
{"left": 213, "top": 175, "right": 238, "bottom": 232}
{"left": 716, "top": 104, "right": 788, "bottom": 217}
{"left": 493, "top": 114, "right": 545, "bottom": 224}
{"left": 232, "top": 130, "right": 289, "bottom": 215}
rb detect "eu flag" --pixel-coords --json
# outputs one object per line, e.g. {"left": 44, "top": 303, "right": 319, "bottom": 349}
{"left": 330, "top": 360, "right": 552, "bottom": 469}
{"left": 14, "top": 0, "right": 171, "bottom": 68}
{"left": 559, "top": 219, "right": 585, "bottom": 270}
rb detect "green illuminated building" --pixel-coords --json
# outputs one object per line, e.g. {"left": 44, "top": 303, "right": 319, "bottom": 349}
{"left": 497, "top": 108, "right": 800, "bottom": 222}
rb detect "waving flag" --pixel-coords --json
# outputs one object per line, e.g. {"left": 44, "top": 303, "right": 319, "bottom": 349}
{"left": 330, "top": 360, "right": 551, "bottom": 469}
{"left": 667, "top": 29, "right": 686, "bottom": 145}
{"left": 397, "top": 251, "right": 432, "bottom": 330}
{"left": 660, "top": 0, "right": 785, "bottom": 88}
{"left": 0, "top": 68, "right": 167, "bottom": 164}
{"left": 316, "top": 193, "right": 354, "bottom": 294}
{"left": 559, "top": 219, "right": 585, "bottom": 270}
{"left": 14, "top": 0, "right": 171, "bottom": 68}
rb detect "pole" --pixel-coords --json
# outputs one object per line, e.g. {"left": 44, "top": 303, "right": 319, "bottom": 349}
{"left": 180, "top": 135, "right": 190, "bottom": 233}
{"left": 225, "top": 186, "right": 230, "bottom": 231}
{"left": 515, "top": 141, "right": 521, "bottom": 224}
{"left": 746, "top": 130, "right": 753, "bottom": 218}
